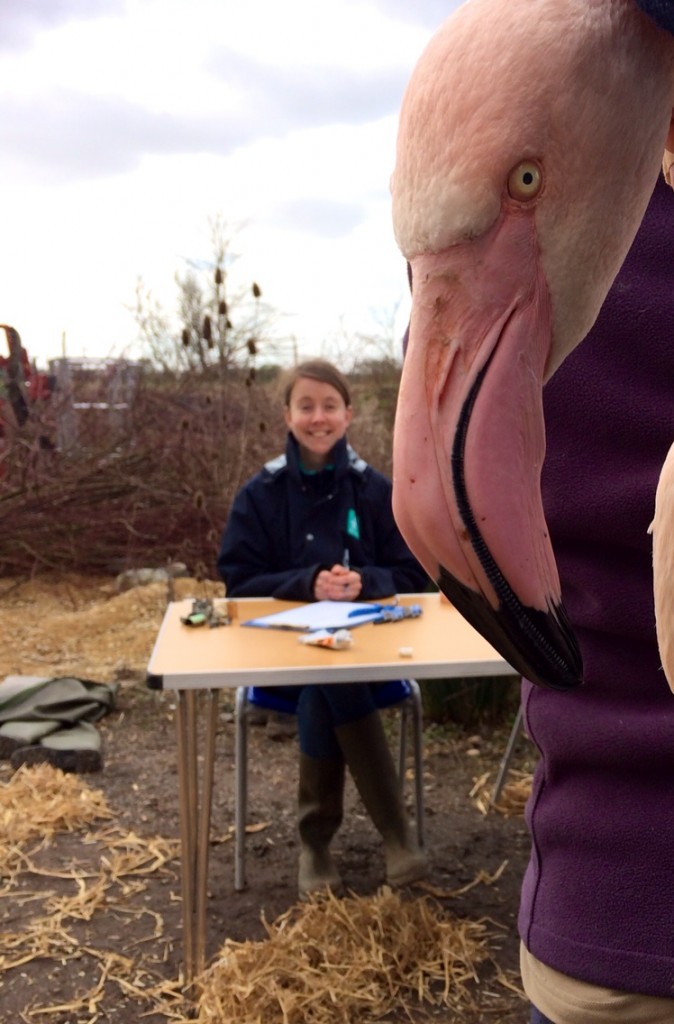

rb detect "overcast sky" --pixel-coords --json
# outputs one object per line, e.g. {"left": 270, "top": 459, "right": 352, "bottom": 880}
{"left": 0, "top": 0, "right": 461, "bottom": 368}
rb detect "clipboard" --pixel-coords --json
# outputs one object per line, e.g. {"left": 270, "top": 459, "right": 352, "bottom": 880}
{"left": 241, "top": 600, "right": 385, "bottom": 632}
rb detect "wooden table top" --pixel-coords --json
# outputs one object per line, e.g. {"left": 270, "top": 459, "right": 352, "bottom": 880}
{"left": 147, "top": 593, "right": 515, "bottom": 691}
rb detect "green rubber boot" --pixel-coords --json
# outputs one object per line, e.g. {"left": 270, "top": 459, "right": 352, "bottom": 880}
{"left": 297, "top": 753, "right": 345, "bottom": 899}
{"left": 336, "top": 712, "right": 428, "bottom": 887}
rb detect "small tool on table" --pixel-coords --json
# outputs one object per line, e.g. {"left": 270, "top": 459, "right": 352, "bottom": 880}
{"left": 373, "top": 604, "right": 422, "bottom": 624}
{"left": 181, "top": 598, "right": 230, "bottom": 628}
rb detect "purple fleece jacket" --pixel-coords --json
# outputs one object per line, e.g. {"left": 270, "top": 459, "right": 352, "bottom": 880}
{"left": 518, "top": 175, "right": 674, "bottom": 996}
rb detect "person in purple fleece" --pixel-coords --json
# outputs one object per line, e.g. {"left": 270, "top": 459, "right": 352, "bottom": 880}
{"left": 520, "top": 174, "right": 674, "bottom": 1022}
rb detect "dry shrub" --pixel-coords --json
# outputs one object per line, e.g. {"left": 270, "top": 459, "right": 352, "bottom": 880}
{"left": 0, "top": 369, "right": 283, "bottom": 577}
{"left": 195, "top": 886, "right": 491, "bottom": 1023}
{"left": 0, "top": 362, "right": 402, "bottom": 579}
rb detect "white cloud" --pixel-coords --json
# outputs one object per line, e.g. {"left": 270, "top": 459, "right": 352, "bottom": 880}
{"left": 0, "top": 0, "right": 460, "bottom": 367}
{"left": 0, "top": 0, "right": 124, "bottom": 52}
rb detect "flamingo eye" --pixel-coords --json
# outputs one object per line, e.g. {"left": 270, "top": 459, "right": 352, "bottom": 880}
{"left": 507, "top": 161, "right": 543, "bottom": 201}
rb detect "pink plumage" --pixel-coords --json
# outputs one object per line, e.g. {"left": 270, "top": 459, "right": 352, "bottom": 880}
{"left": 391, "top": 0, "right": 674, "bottom": 690}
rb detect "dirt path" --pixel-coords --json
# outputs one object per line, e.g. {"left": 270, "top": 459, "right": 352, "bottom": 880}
{"left": 0, "top": 575, "right": 534, "bottom": 1023}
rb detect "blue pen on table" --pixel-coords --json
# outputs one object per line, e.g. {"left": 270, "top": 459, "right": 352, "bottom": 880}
{"left": 347, "top": 604, "right": 383, "bottom": 618}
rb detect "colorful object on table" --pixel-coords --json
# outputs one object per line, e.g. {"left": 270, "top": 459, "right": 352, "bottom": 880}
{"left": 181, "top": 598, "right": 230, "bottom": 628}
{"left": 298, "top": 629, "right": 353, "bottom": 650}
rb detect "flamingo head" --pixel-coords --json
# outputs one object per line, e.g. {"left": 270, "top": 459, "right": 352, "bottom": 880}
{"left": 391, "top": 0, "right": 674, "bottom": 689}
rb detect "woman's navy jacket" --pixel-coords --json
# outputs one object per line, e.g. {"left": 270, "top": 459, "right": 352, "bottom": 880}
{"left": 217, "top": 434, "right": 428, "bottom": 601}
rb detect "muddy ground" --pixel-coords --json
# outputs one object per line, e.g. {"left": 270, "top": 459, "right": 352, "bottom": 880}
{"left": 0, "top": 575, "right": 535, "bottom": 1023}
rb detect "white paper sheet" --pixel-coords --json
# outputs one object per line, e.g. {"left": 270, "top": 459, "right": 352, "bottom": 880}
{"left": 241, "top": 600, "right": 386, "bottom": 632}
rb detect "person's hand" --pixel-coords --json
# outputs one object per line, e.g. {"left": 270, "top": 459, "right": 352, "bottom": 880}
{"left": 313, "top": 564, "right": 363, "bottom": 601}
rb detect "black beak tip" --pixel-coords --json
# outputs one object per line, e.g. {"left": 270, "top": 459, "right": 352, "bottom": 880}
{"left": 438, "top": 568, "right": 583, "bottom": 692}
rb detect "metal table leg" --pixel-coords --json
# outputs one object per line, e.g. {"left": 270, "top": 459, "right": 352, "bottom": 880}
{"left": 195, "top": 689, "right": 219, "bottom": 974}
{"left": 234, "top": 687, "right": 248, "bottom": 892}
{"left": 175, "top": 688, "right": 220, "bottom": 988}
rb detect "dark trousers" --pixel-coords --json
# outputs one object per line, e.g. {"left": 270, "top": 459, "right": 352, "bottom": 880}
{"left": 298, "top": 683, "right": 379, "bottom": 758}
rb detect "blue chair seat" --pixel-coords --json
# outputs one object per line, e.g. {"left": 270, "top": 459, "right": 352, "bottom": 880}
{"left": 245, "top": 679, "right": 414, "bottom": 715}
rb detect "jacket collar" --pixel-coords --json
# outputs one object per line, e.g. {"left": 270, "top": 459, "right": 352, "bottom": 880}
{"left": 285, "top": 432, "right": 355, "bottom": 482}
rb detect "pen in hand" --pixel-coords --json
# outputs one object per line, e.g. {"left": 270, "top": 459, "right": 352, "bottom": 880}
{"left": 342, "top": 548, "right": 350, "bottom": 591}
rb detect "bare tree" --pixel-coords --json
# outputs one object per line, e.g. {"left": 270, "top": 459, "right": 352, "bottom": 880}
{"left": 133, "top": 218, "right": 275, "bottom": 377}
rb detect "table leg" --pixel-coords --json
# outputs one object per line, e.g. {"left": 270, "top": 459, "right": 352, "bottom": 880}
{"left": 176, "top": 689, "right": 196, "bottom": 984}
{"left": 195, "top": 689, "right": 219, "bottom": 974}
{"left": 175, "top": 688, "right": 220, "bottom": 988}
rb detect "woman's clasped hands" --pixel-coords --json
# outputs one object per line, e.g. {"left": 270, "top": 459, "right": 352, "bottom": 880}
{"left": 314, "top": 563, "right": 362, "bottom": 602}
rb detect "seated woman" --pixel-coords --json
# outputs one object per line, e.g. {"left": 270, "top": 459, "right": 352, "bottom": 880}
{"left": 217, "top": 359, "right": 429, "bottom": 898}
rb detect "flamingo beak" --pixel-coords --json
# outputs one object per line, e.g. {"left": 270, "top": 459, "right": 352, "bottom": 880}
{"left": 393, "top": 216, "right": 583, "bottom": 690}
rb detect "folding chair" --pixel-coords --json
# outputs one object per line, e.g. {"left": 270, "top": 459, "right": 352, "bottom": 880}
{"left": 234, "top": 679, "right": 425, "bottom": 891}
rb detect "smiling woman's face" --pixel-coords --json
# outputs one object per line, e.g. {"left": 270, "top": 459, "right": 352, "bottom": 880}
{"left": 284, "top": 376, "right": 353, "bottom": 471}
